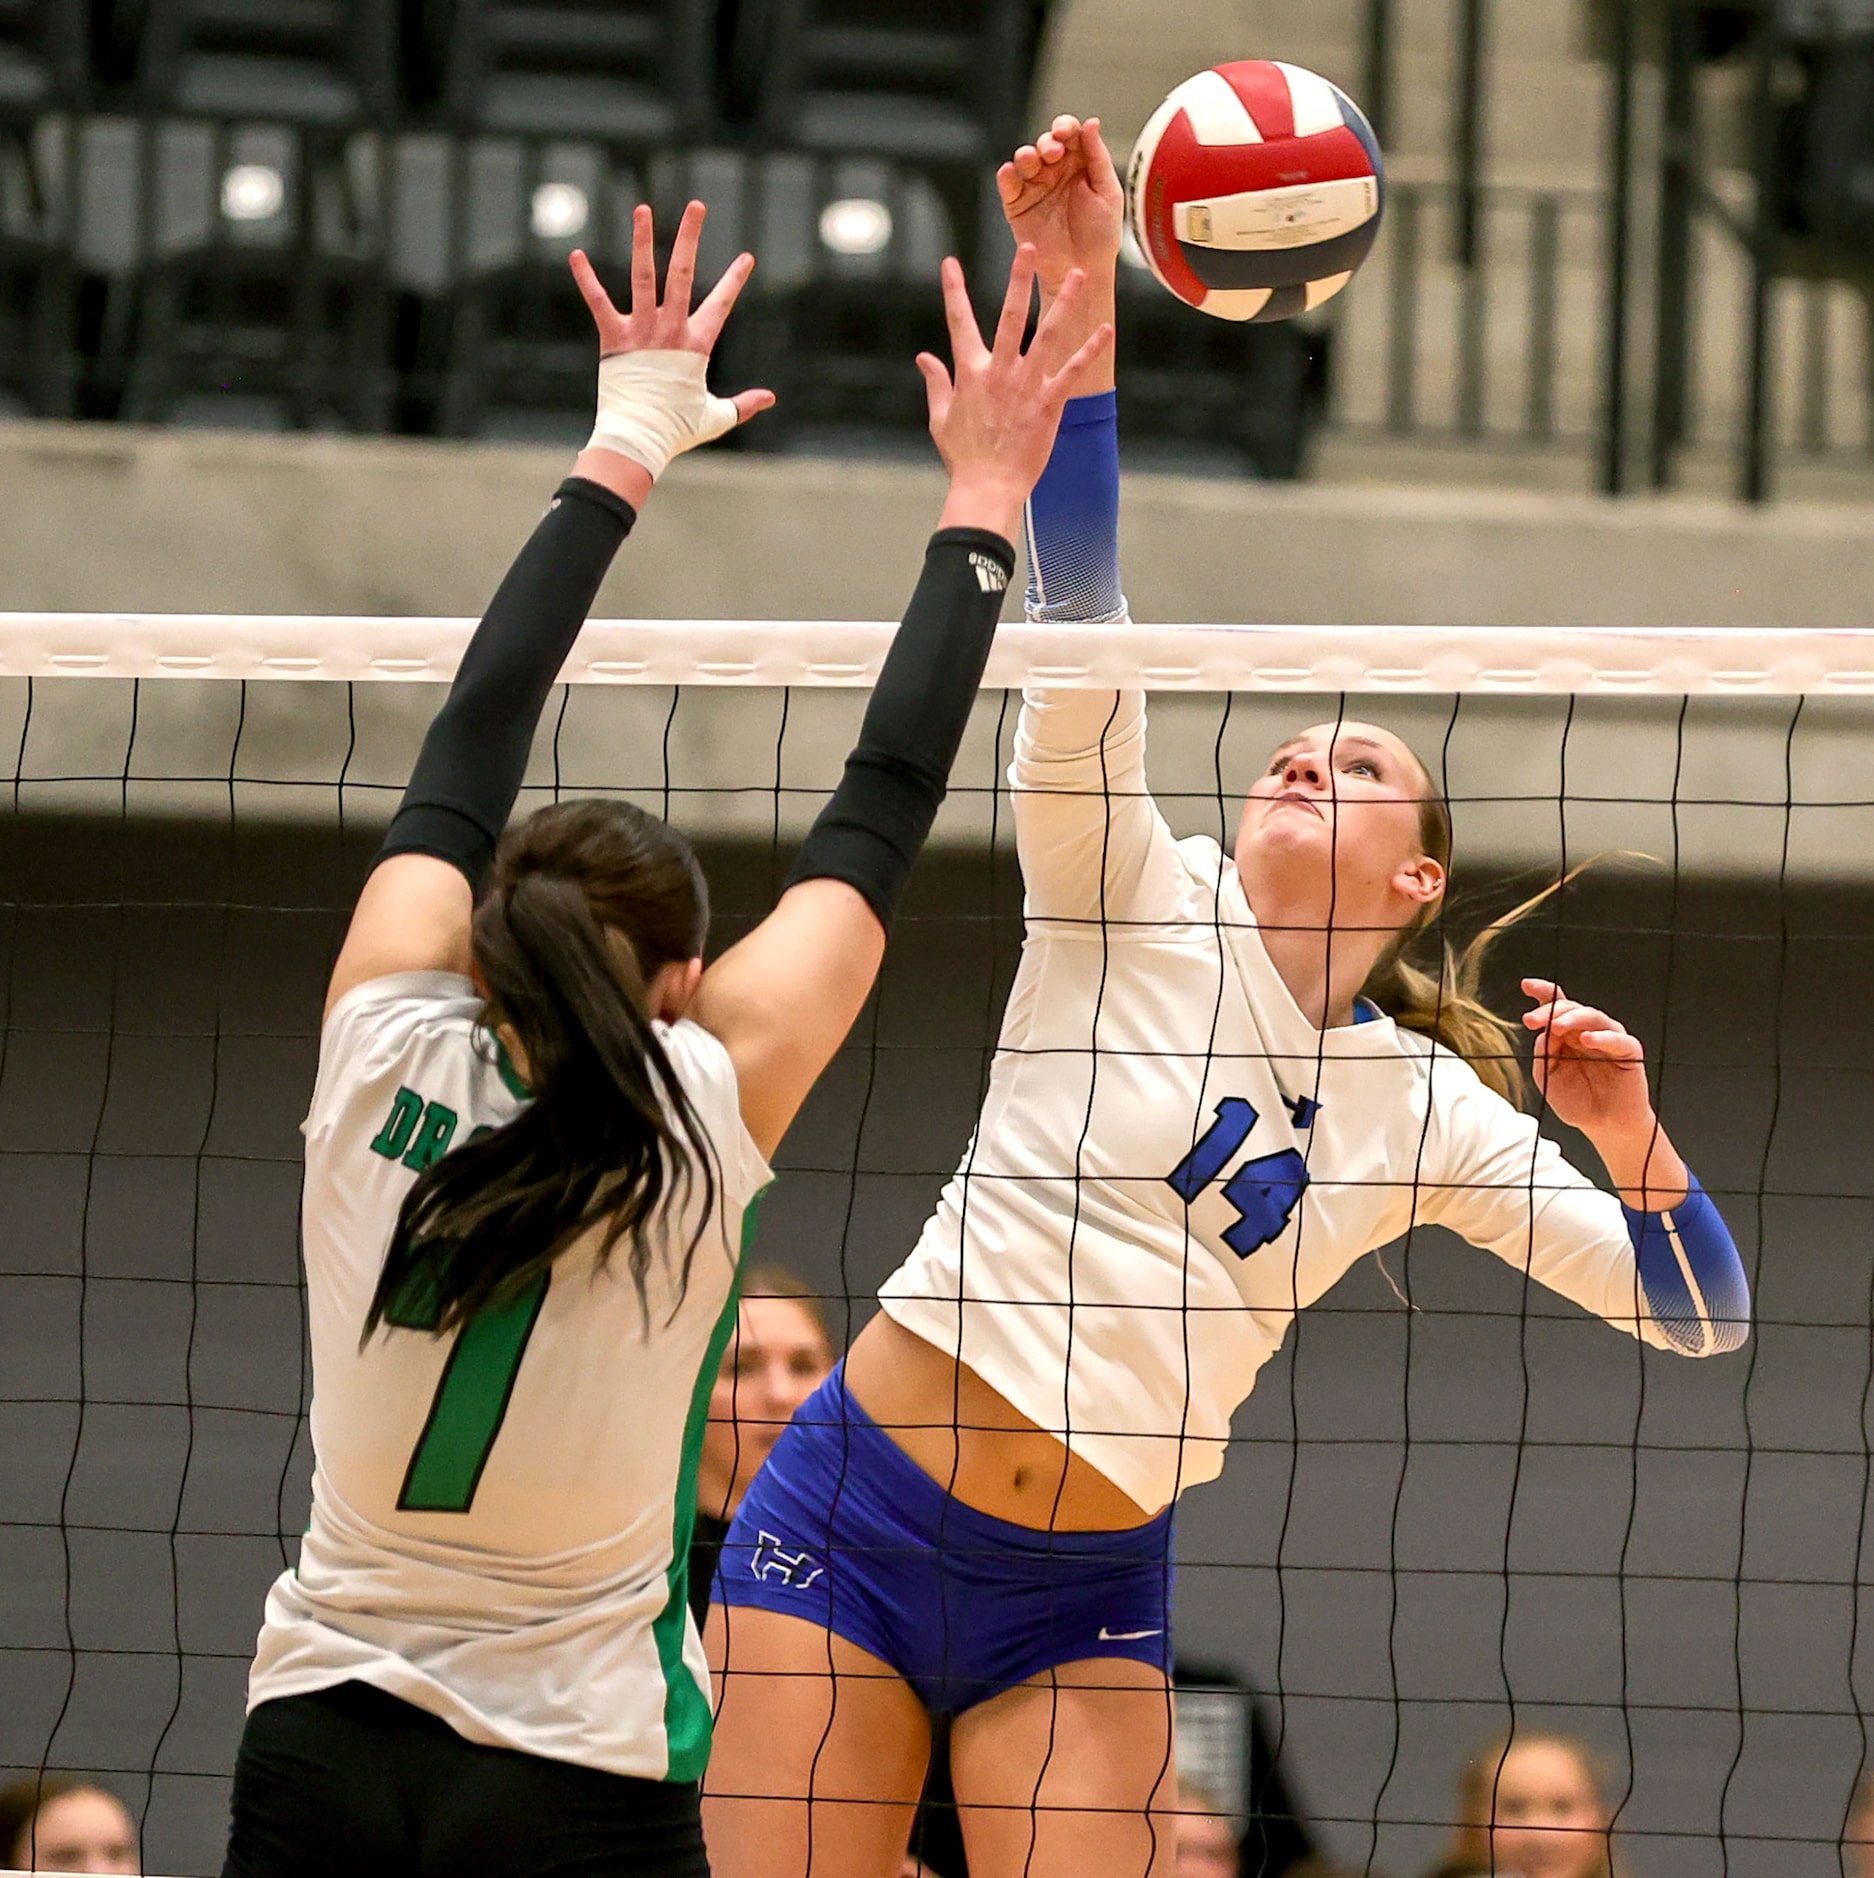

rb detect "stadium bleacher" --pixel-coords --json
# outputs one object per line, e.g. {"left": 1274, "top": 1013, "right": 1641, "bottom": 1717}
{"left": 0, "top": 0, "right": 1346, "bottom": 475}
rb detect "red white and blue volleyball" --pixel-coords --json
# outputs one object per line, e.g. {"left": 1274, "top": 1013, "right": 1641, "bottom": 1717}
{"left": 1127, "top": 59, "right": 1385, "bottom": 323}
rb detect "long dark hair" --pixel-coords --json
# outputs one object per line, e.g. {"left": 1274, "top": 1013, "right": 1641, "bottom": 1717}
{"left": 366, "top": 798, "right": 718, "bottom": 1339}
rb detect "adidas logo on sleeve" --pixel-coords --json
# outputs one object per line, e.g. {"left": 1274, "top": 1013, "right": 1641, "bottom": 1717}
{"left": 970, "top": 551, "right": 1010, "bottom": 595}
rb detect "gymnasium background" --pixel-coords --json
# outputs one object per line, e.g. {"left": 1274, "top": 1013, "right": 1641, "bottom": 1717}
{"left": 6, "top": 1, "right": 1874, "bottom": 1876}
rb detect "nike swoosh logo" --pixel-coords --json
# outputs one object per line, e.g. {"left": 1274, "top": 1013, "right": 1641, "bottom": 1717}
{"left": 1098, "top": 1627, "right": 1163, "bottom": 1641}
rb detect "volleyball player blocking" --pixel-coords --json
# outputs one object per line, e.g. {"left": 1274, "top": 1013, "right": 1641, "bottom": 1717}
{"left": 220, "top": 204, "right": 1110, "bottom": 1878}
{"left": 703, "top": 118, "right": 1753, "bottom": 1878}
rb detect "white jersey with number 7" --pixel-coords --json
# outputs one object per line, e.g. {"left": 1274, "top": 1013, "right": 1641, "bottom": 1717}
{"left": 247, "top": 971, "right": 769, "bottom": 1782}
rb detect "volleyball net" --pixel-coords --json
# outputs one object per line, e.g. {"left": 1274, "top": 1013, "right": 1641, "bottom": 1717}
{"left": 3, "top": 614, "right": 1873, "bottom": 1878}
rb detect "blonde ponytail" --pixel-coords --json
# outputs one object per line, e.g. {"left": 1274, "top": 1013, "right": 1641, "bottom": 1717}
{"left": 1362, "top": 875, "right": 1578, "bottom": 1108}
{"left": 1359, "top": 757, "right": 1603, "bottom": 1108}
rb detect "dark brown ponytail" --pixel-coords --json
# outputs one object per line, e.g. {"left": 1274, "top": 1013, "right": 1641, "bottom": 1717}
{"left": 366, "top": 798, "right": 718, "bottom": 1339}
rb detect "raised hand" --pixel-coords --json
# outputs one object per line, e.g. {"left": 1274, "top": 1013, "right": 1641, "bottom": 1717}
{"left": 1522, "top": 977, "right": 1657, "bottom": 1136}
{"left": 998, "top": 114, "right": 1125, "bottom": 294}
{"left": 914, "top": 243, "right": 1115, "bottom": 543}
{"left": 571, "top": 201, "right": 773, "bottom": 485}
{"left": 1523, "top": 977, "right": 1693, "bottom": 1211}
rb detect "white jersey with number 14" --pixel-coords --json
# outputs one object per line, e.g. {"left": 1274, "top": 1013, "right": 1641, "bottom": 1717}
{"left": 879, "top": 686, "right": 1694, "bottom": 1516}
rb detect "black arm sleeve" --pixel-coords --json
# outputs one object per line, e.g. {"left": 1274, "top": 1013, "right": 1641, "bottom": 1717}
{"left": 784, "top": 525, "right": 1014, "bottom": 930}
{"left": 376, "top": 477, "right": 637, "bottom": 892}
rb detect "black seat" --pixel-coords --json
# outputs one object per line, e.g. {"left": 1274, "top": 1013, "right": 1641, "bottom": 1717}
{"left": 0, "top": 0, "right": 87, "bottom": 414}
{"left": 730, "top": 150, "right": 963, "bottom": 453}
{"left": 718, "top": 0, "right": 1046, "bottom": 455}
{"left": 440, "top": 0, "right": 715, "bottom": 143}
{"left": 137, "top": 0, "right": 396, "bottom": 127}
{"left": 122, "top": 0, "right": 397, "bottom": 428}
{"left": 0, "top": 0, "right": 86, "bottom": 115}
{"left": 413, "top": 1, "right": 720, "bottom": 436}
{"left": 733, "top": 0, "right": 1043, "bottom": 410}
{"left": 741, "top": 0, "right": 1041, "bottom": 168}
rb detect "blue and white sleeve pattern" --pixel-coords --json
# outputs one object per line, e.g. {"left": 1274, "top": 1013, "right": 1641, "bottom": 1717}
{"left": 1623, "top": 1176, "right": 1750, "bottom": 1355}
{"left": 1024, "top": 389, "right": 1127, "bottom": 625}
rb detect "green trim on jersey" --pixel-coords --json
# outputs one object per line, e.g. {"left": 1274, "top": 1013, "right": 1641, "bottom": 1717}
{"left": 654, "top": 1187, "right": 767, "bottom": 1782}
{"left": 492, "top": 1037, "right": 531, "bottom": 1103}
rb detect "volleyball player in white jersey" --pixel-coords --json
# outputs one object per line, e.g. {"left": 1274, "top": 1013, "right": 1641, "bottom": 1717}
{"left": 704, "top": 121, "right": 1752, "bottom": 1878}
{"left": 220, "top": 202, "right": 1111, "bottom": 1878}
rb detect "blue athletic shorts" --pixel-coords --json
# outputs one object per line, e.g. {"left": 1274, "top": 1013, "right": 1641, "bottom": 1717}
{"left": 712, "top": 1363, "right": 1175, "bottom": 1715}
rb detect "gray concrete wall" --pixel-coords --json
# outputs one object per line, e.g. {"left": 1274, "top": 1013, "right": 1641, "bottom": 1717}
{"left": 0, "top": 820, "right": 1867, "bottom": 1878}
{"left": 4, "top": 418, "right": 1874, "bottom": 630}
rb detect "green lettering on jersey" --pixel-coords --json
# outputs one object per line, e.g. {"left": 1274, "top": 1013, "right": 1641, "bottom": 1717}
{"left": 401, "top": 1101, "right": 459, "bottom": 1173}
{"left": 397, "top": 1273, "right": 550, "bottom": 1513}
{"left": 368, "top": 1087, "right": 425, "bottom": 1162}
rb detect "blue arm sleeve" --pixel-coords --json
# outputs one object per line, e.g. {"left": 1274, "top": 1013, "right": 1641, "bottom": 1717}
{"left": 1024, "top": 389, "right": 1126, "bottom": 624}
{"left": 1622, "top": 1175, "right": 1751, "bottom": 1356}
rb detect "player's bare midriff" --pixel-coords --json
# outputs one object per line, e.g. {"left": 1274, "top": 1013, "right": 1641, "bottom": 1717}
{"left": 843, "top": 1312, "right": 1159, "bottom": 1532}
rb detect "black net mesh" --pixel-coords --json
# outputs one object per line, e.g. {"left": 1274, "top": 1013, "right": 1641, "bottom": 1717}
{"left": 0, "top": 668, "right": 1868, "bottom": 1878}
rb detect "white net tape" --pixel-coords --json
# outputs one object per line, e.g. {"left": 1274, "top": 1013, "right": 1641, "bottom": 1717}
{"left": 3, "top": 614, "right": 1874, "bottom": 692}
{"left": 6, "top": 615, "right": 1874, "bottom": 880}
{"left": 6, "top": 615, "right": 1874, "bottom": 1877}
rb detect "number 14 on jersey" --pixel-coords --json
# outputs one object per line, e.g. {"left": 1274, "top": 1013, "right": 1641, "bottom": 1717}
{"left": 1165, "top": 1097, "right": 1311, "bottom": 1259}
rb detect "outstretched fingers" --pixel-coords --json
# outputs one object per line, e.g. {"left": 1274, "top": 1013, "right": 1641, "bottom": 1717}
{"left": 730, "top": 387, "right": 777, "bottom": 423}
{"left": 569, "top": 248, "right": 618, "bottom": 325}
{"left": 1551, "top": 1007, "right": 1642, "bottom": 1058}
{"left": 690, "top": 249, "right": 757, "bottom": 351}
{"left": 628, "top": 203, "right": 658, "bottom": 321}
{"left": 937, "top": 256, "right": 989, "bottom": 372}
{"left": 915, "top": 351, "right": 955, "bottom": 433}
{"left": 663, "top": 199, "right": 708, "bottom": 322}
{"left": 1025, "top": 264, "right": 1088, "bottom": 373}
{"left": 990, "top": 242, "right": 1039, "bottom": 359}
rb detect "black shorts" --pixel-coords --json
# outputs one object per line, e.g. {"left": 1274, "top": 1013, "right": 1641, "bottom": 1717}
{"left": 222, "top": 1681, "right": 709, "bottom": 1878}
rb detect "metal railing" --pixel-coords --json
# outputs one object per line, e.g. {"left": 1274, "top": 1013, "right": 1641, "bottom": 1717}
{"left": 1349, "top": 0, "right": 1874, "bottom": 499}
{"left": 1329, "top": 178, "right": 1603, "bottom": 448}
{"left": 1634, "top": 0, "right": 1874, "bottom": 498}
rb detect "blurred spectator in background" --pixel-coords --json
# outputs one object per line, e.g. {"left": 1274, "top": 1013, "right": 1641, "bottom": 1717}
{"left": 1170, "top": 1774, "right": 1331, "bottom": 1878}
{"left": 1174, "top": 1778, "right": 1242, "bottom": 1878}
{"left": 688, "top": 1263, "right": 837, "bottom": 1625}
{"left": 1423, "top": 1732, "right": 1622, "bottom": 1878}
{"left": 0, "top": 1774, "right": 139, "bottom": 1873}
{"left": 1845, "top": 1767, "right": 1874, "bottom": 1877}
{"left": 1171, "top": 1665, "right": 1318, "bottom": 1878}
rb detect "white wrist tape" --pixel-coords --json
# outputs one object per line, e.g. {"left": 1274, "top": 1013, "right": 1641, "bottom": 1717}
{"left": 587, "top": 350, "right": 741, "bottom": 481}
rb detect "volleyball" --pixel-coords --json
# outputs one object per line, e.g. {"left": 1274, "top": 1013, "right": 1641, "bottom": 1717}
{"left": 1126, "top": 58, "right": 1385, "bottom": 322}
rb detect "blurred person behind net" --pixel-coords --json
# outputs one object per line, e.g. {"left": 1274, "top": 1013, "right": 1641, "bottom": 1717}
{"left": 688, "top": 1265, "right": 838, "bottom": 1624}
{"left": 1423, "top": 1732, "right": 1623, "bottom": 1878}
{"left": 1173, "top": 1779, "right": 1240, "bottom": 1878}
{"left": 1171, "top": 1776, "right": 1332, "bottom": 1878}
{"left": 1845, "top": 1767, "right": 1874, "bottom": 1878}
{"left": 0, "top": 1773, "right": 139, "bottom": 1873}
